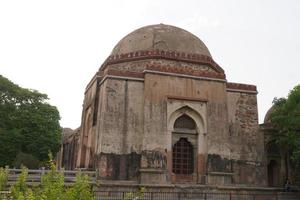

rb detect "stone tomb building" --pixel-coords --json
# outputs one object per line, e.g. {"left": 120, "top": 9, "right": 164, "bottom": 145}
{"left": 60, "top": 24, "right": 266, "bottom": 186}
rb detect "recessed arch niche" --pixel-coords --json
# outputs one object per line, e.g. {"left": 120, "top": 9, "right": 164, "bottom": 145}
{"left": 167, "top": 104, "right": 207, "bottom": 184}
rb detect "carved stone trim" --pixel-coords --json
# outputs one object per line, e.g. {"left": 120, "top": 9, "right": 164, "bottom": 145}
{"left": 146, "top": 64, "right": 225, "bottom": 79}
{"left": 100, "top": 49, "right": 224, "bottom": 73}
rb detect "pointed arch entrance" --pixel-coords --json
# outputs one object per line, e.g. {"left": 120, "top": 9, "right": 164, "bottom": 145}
{"left": 167, "top": 105, "right": 207, "bottom": 184}
{"left": 172, "top": 115, "right": 195, "bottom": 175}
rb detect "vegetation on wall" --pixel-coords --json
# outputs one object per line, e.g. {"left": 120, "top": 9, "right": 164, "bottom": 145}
{"left": 270, "top": 84, "right": 300, "bottom": 182}
{"left": 0, "top": 75, "right": 61, "bottom": 167}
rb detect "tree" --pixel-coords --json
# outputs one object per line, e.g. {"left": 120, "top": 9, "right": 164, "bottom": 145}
{"left": 0, "top": 75, "right": 61, "bottom": 167}
{"left": 270, "top": 84, "right": 300, "bottom": 180}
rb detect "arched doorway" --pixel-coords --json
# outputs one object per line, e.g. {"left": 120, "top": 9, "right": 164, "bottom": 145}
{"left": 268, "top": 160, "right": 279, "bottom": 187}
{"left": 172, "top": 114, "right": 198, "bottom": 183}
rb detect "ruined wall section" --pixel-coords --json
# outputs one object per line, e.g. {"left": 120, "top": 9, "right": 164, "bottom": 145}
{"left": 77, "top": 76, "right": 99, "bottom": 168}
{"left": 227, "top": 91, "right": 266, "bottom": 186}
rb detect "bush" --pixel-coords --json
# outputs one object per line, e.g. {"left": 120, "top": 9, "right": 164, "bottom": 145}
{"left": 5, "top": 153, "right": 95, "bottom": 200}
{"left": 64, "top": 174, "right": 95, "bottom": 200}
{"left": 10, "top": 167, "right": 28, "bottom": 200}
{"left": 0, "top": 167, "right": 8, "bottom": 191}
{"left": 13, "top": 153, "right": 40, "bottom": 169}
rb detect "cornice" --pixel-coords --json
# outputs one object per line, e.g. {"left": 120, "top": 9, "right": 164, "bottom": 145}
{"left": 226, "top": 82, "right": 257, "bottom": 93}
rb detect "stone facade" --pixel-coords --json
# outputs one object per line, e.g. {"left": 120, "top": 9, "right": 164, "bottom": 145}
{"left": 59, "top": 24, "right": 267, "bottom": 186}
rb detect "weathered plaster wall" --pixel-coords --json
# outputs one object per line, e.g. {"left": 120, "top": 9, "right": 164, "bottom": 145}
{"left": 98, "top": 78, "right": 144, "bottom": 154}
{"left": 94, "top": 78, "right": 144, "bottom": 180}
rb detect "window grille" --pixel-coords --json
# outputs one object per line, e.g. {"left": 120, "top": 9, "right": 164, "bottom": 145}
{"left": 172, "top": 138, "right": 194, "bottom": 174}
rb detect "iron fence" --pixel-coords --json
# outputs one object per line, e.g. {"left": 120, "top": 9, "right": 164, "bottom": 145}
{"left": 1, "top": 190, "right": 299, "bottom": 200}
{"left": 94, "top": 191, "right": 300, "bottom": 200}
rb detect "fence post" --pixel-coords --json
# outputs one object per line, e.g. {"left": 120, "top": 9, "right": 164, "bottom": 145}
{"left": 229, "top": 193, "right": 232, "bottom": 200}
{"left": 204, "top": 193, "right": 207, "bottom": 200}
{"left": 178, "top": 192, "right": 181, "bottom": 200}
{"left": 253, "top": 194, "right": 256, "bottom": 200}
{"left": 41, "top": 167, "right": 45, "bottom": 182}
{"left": 95, "top": 168, "right": 98, "bottom": 181}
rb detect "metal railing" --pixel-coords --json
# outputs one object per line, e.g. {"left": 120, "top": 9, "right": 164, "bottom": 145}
{"left": 6, "top": 168, "right": 97, "bottom": 185}
{"left": 2, "top": 190, "right": 299, "bottom": 200}
{"left": 94, "top": 191, "right": 300, "bottom": 200}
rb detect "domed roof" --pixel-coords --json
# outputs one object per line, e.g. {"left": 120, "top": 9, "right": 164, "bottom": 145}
{"left": 111, "top": 24, "right": 211, "bottom": 57}
{"left": 264, "top": 105, "right": 275, "bottom": 123}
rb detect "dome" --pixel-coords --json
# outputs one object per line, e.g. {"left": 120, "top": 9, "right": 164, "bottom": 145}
{"left": 111, "top": 24, "right": 211, "bottom": 57}
{"left": 264, "top": 105, "right": 275, "bottom": 123}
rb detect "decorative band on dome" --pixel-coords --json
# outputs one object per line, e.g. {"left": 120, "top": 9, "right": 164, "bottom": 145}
{"left": 99, "top": 63, "right": 226, "bottom": 81}
{"left": 101, "top": 49, "right": 224, "bottom": 73}
{"left": 145, "top": 64, "right": 225, "bottom": 79}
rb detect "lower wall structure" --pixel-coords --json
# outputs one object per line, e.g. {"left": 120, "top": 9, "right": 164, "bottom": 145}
{"left": 94, "top": 182, "right": 300, "bottom": 200}
{"left": 95, "top": 152, "right": 141, "bottom": 181}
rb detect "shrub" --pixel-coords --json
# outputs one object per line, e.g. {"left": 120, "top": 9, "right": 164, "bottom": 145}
{"left": 64, "top": 174, "right": 95, "bottom": 200}
{"left": 124, "top": 187, "right": 145, "bottom": 200}
{"left": 0, "top": 167, "right": 8, "bottom": 192}
{"left": 6, "top": 152, "right": 96, "bottom": 200}
{"left": 10, "top": 167, "right": 28, "bottom": 200}
{"left": 13, "top": 153, "right": 40, "bottom": 169}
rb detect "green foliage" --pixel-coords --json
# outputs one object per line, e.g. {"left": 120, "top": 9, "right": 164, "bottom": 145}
{"left": 10, "top": 167, "right": 28, "bottom": 200}
{"left": 1, "top": 154, "right": 98, "bottom": 200}
{"left": 0, "top": 167, "right": 8, "bottom": 192}
{"left": 0, "top": 75, "right": 61, "bottom": 167}
{"left": 0, "top": 129, "right": 24, "bottom": 167}
{"left": 64, "top": 174, "right": 95, "bottom": 200}
{"left": 123, "top": 187, "right": 145, "bottom": 200}
{"left": 270, "top": 84, "right": 300, "bottom": 166}
{"left": 13, "top": 153, "right": 40, "bottom": 169}
{"left": 38, "top": 153, "right": 65, "bottom": 200}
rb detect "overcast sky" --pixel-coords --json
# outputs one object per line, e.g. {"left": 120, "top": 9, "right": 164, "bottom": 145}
{"left": 1, "top": 0, "right": 299, "bottom": 129}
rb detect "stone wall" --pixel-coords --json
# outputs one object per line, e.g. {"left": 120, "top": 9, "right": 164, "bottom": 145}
{"left": 226, "top": 91, "right": 266, "bottom": 186}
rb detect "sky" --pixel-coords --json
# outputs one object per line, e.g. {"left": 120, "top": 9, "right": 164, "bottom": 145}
{"left": 0, "top": 0, "right": 299, "bottom": 129}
